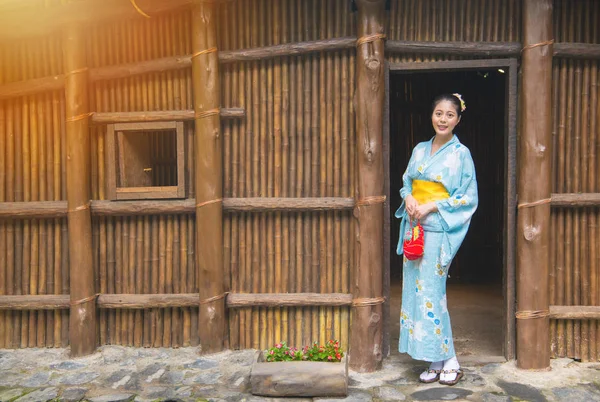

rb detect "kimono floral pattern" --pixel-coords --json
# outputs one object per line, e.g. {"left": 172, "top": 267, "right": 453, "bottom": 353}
{"left": 395, "top": 135, "right": 478, "bottom": 362}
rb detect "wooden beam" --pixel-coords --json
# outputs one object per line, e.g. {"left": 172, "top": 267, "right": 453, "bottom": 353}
{"left": 89, "top": 55, "right": 192, "bottom": 82}
{"left": 97, "top": 294, "right": 199, "bottom": 309}
{"left": 0, "top": 0, "right": 193, "bottom": 40}
{"left": 351, "top": 0, "right": 386, "bottom": 373}
{"left": 550, "top": 193, "right": 600, "bottom": 207}
{"left": 386, "top": 40, "right": 521, "bottom": 56}
{"left": 516, "top": 0, "right": 553, "bottom": 370}
{"left": 219, "top": 37, "right": 356, "bottom": 63}
{"left": 64, "top": 25, "right": 96, "bottom": 357}
{"left": 0, "top": 197, "right": 357, "bottom": 219}
{"left": 554, "top": 42, "right": 600, "bottom": 59}
{"left": 0, "top": 295, "right": 70, "bottom": 310}
{"left": 192, "top": 0, "right": 225, "bottom": 354}
{"left": 223, "top": 197, "right": 355, "bottom": 212}
{"left": 90, "top": 108, "right": 244, "bottom": 124}
{"left": 549, "top": 306, "right": 600, "bottom": 320}
{"left": 91, "top": 200, "right": 195, "bottom": 216}
{"left": 227, "top": 293, "right": 354, "bottom": 308}
{"left": 0, "top": 201, "right": 67, "bottom": 219}
{"left": 0, "top": 75, "right": 64, "bottom": 101}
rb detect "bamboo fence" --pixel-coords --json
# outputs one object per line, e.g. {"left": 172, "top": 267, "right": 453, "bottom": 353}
{"left": 550, "top": 0, "right": 600, "bottom": 362}
{"left": 219, "top": 0, "right": 355, "bottom": 351}
{"left": 85, "top": 10, "right": 199, "bottom": 348}
{"left": 0, "top": 0, "right": 598, "bottom": 365}
{"left": 0, "top": 33, "right": 69, "bottom": 349}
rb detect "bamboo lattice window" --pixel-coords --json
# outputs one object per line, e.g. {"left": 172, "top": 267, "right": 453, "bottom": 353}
{"left": 105, "top": 121, "right": 185, "bottom": 200}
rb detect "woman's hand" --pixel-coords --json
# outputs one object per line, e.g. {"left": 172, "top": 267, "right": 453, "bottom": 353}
{"left": 405, "top": 195, "right": 419, "bottom": 219}
{"left": 412, "top": 202, "right": 438, "bottom": 220}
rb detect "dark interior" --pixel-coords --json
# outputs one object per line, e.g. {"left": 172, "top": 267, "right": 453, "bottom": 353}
{"left": 389, "top": 69, "right": 506, "bottom": 285}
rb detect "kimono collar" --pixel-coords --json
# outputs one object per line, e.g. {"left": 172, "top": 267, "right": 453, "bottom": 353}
{"left": 427, "top": 134, "right": 460, "bottom": 160}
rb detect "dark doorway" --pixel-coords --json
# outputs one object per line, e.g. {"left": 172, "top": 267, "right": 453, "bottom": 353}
{"left": 386, "top": 64, "right": 513, "bottom": 360}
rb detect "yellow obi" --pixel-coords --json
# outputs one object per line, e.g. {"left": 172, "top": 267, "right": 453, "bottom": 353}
{"left": 412, "top": 180, "right": 450, "bottom": 204}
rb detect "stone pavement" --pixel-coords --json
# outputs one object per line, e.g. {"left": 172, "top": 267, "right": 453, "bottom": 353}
{"left": 1, "top": 346, "right": 600, "bottom": 402}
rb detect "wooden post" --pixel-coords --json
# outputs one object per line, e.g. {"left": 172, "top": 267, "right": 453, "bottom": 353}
{"left": 350, "top": 0, "right": 386, "bottom": 372}
{"left": 64, "top": 25, "right": 96, "bottom": 357}
{"left": 191, "top": 0, "right": 225, "bottom": 353}
{"left": 517, "top": 0, "right": 553, "bottom": 370}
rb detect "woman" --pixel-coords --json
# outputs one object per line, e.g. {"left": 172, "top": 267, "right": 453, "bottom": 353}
{"left": 395, "top": 93, "right": 478, "bottom": 386}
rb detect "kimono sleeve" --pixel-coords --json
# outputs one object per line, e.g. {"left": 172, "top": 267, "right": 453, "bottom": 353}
{"left": 399, "top": 147, "right": 417, "bottom": 200}
{"left": 435, "top": 148, "right": 478, "bottom": 233}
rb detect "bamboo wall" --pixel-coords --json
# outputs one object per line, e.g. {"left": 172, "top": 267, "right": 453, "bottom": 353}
{"left": 550, "top": 0, "right": 600, "bottom": 362}
{"left": 87, "top": 10, "right": 199, "bottom": 347}
{"left": 218, "top": 0, "right": 356, "bottom": 351}
{"left": 0, "top": 35, "right": 69, "bottom": 348}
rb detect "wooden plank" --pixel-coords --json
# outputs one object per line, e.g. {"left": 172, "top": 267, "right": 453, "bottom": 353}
{"left": 226, "top": 293, "right": 354, "bottom": 308}
{"left": 0, "top": 295, "right": 70, "bottom": 310}
{"left": 505, "top": 58, "right": 519, "bottom": 361}
{"left": 550, "top": 306, "right": 600, "bottom": 320}
{"left": 554, "top": 43, "right": 600, "bottom": 59}
{"left": 0, "top": 75, "right": 64, "bottom": 101}
{"left": 114, "top": 121, "right": 178, "bottom": 131}
{"left": 223, "top": 197, "right": 355, "bottom": 211}
{"left": 0, "top": 201, "right": 67, "bottom": 219}
{"left": 91, "top": 108, "right": 245, "bottom": 124}
{"left": 219, "top": 37, "right": 356, "bottom": 63}
{"left": 386, "top": 40, "right": 521, "bottom": 56}
{"left": 0, "top": 197, "right": 356, "bottom": 219}
{"left": 390, "top": 58, "right": 517, "bottom": 71}
{"left": 551, "top": 193, "right": 600, "bottom": 207}
{"left": 97, "top": 294, "right": 199, "bottom": 309}
{"left": 91, "top": 200, "right": 195, "bottom": 216}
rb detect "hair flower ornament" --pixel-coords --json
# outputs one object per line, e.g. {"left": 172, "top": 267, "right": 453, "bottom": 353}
{"left": 452, "top": 93, "right": 466, "bottom": 112}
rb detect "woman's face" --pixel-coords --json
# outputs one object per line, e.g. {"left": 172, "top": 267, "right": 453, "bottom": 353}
{"left": 431, "top": 100, "right": 461, "bottom": 137}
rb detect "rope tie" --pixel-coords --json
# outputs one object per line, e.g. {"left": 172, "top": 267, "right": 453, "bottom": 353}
{"left": 66, "top": 112, "right": 93, "bottom": 123}
{"left": 352, "top": 296, "right": 386, "bottom": 307}
{"left": 68, "top": 201, "right": 91, "bottom": 213}
{"left": 517, "top": 198, "right": 551, "bottom": 209}
{"left": 196, "top": 198, "right": 223, "bottom": 209}
{"left": 71, "top": 293, "right": 100, "bottom": 306}
{"left": 356, "top": 33, "right": 386, "bottom": 47}
{"left": 195, "top": 108, "right": 220, "bottom": 120}
{"left": 356, "top": 195, "right": 386, "bottom": 206}
{"left": 129, "top": 0, "right": 151, "bottom": 18}
{"left": 515, "top": 310, "right": 550, "bottom": 319}
{"left": 521, "top": 39, "right": 554, "bottom": 54}
{"left": 192, "top": 47, "right": 218, "bottom": 59}
{"left": 200, "top": 292, "right": 229, "bottom": 305}
{"left": 65, "top": 67, "right": 88, "bottom": 78}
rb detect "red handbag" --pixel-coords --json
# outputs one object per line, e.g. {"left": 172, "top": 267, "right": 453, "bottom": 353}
{"left": 403, "top": 220, "right": 424, "bottom": 260}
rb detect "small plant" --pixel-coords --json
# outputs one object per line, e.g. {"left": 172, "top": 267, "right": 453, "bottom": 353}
{"left": 265, "top": 339, "right": 344, "bottom": 362}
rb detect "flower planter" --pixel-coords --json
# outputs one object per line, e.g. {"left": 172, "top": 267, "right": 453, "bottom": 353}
{"left": 249, "top": 350, "right": 349, "bottom": 397}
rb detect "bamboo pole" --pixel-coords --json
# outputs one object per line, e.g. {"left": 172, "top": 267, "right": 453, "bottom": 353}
{"left": 516, "top": 0, "right": 553, "bottom": 369}
{"left": 192, "top": 0, "right": 225, "bottom": 353}
{"left": 272, "top": 0, "right": 283, "bottom": 348}
{"left": 589, "top": 58, "right": 598, "bottom": 361}
{"left": 280, "top": 0, "right": 290, "bottom": 348}
{"left": 62, "top": 25, "right": 96, "bottom": 355}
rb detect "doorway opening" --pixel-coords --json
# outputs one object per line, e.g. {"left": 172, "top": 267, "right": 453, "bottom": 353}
{"left": 384, "top": 60, "right": 517, "bottom": 362}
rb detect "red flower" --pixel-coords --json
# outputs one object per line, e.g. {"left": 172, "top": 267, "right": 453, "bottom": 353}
{"left": 336, "top": 353, "right": 341, "bottom": 360}
{"left": 328, "top": 355, "right": 333, "bottom": 360}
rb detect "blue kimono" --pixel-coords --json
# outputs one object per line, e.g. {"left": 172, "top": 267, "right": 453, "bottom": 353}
{"left": 395, "top": 135, "right": 478, "bottom": 362}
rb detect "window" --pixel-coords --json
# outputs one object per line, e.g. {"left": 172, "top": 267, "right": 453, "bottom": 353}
{"left": 105, "top": 121, "right": 185, "bottom": 200}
